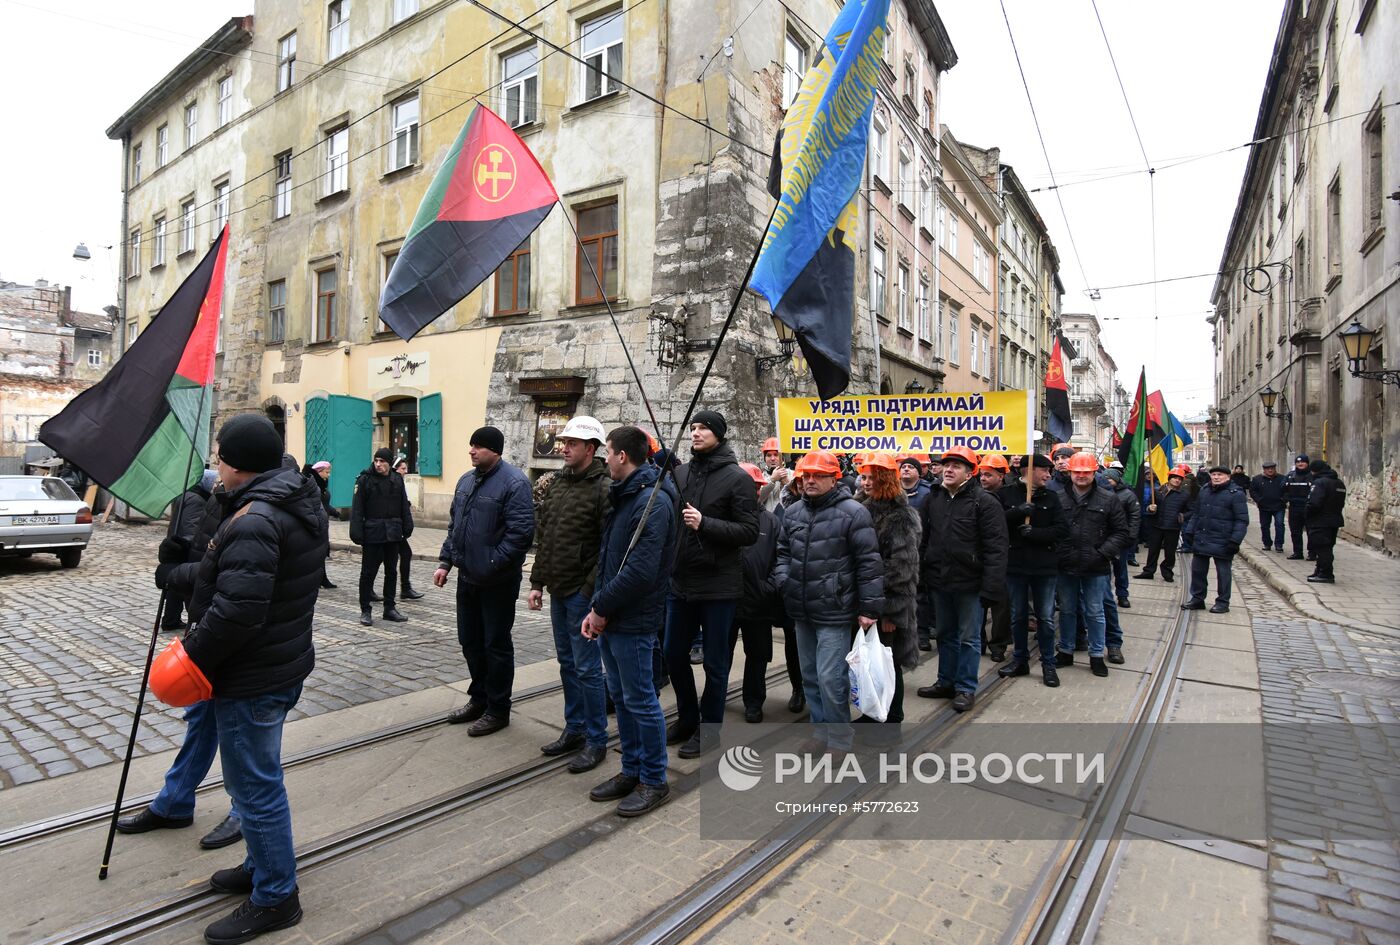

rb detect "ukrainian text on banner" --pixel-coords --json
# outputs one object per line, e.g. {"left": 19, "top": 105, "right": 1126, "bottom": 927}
{"left": 775, "top": 391, "right": 1035, "bottom": 456}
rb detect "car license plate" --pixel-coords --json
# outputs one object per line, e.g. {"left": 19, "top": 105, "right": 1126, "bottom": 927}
{"left": 12, "top": 515, "right": 59, "bottom": 525}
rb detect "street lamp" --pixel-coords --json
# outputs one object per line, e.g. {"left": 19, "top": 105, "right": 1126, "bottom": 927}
{"left": 1338, "top": 319, "right": 1400, "bottom": 387}
{"left": 1258, "top": 384, "right": 1291, "bottom": 420}
{"left": 755, "top": 315, "right": 798, "bottom": 377}
{"left": 904, "top": 378, "right": 925, "bottom": 394}
{"left": 73, "top": 243, "right": 92, "bottom": 261}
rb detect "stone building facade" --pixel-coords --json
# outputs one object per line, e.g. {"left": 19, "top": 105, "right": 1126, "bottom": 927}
{"left": 1209, "top": 0, "right": 1398, "bottom": 551}
{"left": 935, "top": 129, "right": 1001, "bottom": 393}
{"left": 106, "top": 1, "right": 883, "bottom": 521}
{"left": 1060, "top": 311, "right": 1119, "bottom": 452}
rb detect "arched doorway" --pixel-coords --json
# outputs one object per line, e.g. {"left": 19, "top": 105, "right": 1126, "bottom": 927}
{"left": 265, "top": 404, "right": 286, "bottom": 446}
{"left": 379, "top": 396, "right": 418, "bottom": 472}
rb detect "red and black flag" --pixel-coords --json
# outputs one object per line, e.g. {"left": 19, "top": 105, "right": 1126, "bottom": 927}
{"left": 40, "top": 227, "right": 228, "bottom": 516}
{"left": 379, "top": 104, "right": 557, "bottom": 340}
{"left": 1110, "top": 426, "right": 1123, "bottom": 449}
{"left": 1117, "top": 368, "right": 1150, "bottom": 488}
{"left": 1044, "top": 334, "right": 1073, "bottom": 444}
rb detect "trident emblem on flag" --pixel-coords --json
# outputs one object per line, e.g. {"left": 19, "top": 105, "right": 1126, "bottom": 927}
{"left": 474, "top": 145, "right": 517, "bottom": 202}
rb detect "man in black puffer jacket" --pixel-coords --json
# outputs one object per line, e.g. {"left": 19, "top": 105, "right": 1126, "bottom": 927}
{"left": 997, "top": 454, "right": 1069, "bottom": 686}
{"left": 1305, "top": 460, "right": 1346, "bottom": 583}
{"left": 350, "top": 447, "right": 413, "bottom": 626}
{"left": 1249, "top": 461, "right": 1287, "bottom": 551}
{"left": 665, "top": 409, "right": 759, "bottom": 758}
{"left": 1055, "top": 453, "right": 1131, "bottom": 677}
{"left": 166, "top": 414, "right": 326, "bottom": 943}
{"left": 1182, "top": 465, "right": 1248, "bottom": 613}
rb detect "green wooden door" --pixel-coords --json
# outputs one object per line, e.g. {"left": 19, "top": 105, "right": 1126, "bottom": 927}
{"left": 328, "top": 394, "right": 373, "bottom": 507}
{"left": 418, "top": 393, "right": 442, "bottom": 477}
{"left": 304, "top": 397, "right": 330, "bottom": 468}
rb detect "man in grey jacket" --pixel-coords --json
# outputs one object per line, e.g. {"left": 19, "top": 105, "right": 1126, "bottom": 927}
{"left": 774, "top": 450, "right": 883, "bottom": 752}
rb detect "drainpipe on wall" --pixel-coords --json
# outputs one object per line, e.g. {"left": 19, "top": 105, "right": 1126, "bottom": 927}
{"left": 118, "top": 133, "right": 130, "bottom": 357}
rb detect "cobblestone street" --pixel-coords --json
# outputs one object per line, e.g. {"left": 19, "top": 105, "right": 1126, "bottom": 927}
{"left": 0, "top": 522, "right": 553, "bottom": 788}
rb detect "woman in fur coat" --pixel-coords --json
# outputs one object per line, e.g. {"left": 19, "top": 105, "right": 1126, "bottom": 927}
{"left": 856, "top": 456, "right": 923, "bottom": 724}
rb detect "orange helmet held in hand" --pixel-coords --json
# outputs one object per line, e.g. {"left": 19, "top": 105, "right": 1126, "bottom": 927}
{"left": 795, "top": 451, "right": 841, "bottom": 476}
{"left": 149, "top": 638, "right": 212, "bottom": 707}
{"left": 1067, "top": 452, "right": 1099, "bottom": 473}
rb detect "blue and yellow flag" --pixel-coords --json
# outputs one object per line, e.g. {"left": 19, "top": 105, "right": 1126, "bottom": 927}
{"left": 1168, "top": 410, "right": 1193, "bottom": 454}
{"left": 750, "top": 0, "right": 889, "bottom": 399}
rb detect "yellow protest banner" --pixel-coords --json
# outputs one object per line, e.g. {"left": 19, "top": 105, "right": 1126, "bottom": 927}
{"left": 775, "top": 390, "right": 1034, "bottom": 455}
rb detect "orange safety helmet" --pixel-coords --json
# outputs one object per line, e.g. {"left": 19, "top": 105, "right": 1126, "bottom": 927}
{"left": 861, "top": 453, "right": 899, "bottom": 472}
{"left": 1067, "top": 451, "right": 1099, "bottom": 473}
{"left": 795, "top": 451, "right": 841, "bottom": 476}
{"left": 1170, "top": 464, "right": 1190, "bottom": 479}
{"left": 761, "top": 437, "right": 780, "bottom": 454}
{"left": 978, "top": 453, "right": 1010, "bottom": 473}
{"left": 148, "top": 638, "right": 212, "bottom": 707}
{"left": 738, "top": 462, "right": 767, "bottom": 486}
{"left": 941, "top": 444, "right": 980, "bottom": 469}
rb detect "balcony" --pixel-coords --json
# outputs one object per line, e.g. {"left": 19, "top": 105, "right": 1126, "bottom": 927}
{"left": 1071, "top": 357, "right": 1091, "bottom": 370}
{"left": 1072, "top": 390, "right": 1106, "bottom": 412}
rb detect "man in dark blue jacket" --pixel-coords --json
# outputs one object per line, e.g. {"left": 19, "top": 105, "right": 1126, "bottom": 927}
{"left": 1283, "top": 454, "right": 1314, "bottom": 559}
{"left": 1135, "top": 467, "right": 1193, "bottom": 582}
{"left": 1249, "top": 461, "right": 1287, "bottom": 551}
{"left": 997, "top": 454, "right": 1069, "bottom": 686}
{"left": 436, "top": 427, "right": 536, "bottom": 736}
{"left": 583, "top": 426, "right": 678, "bottom": 817}
{"left": 1182, "top": 465, "right": 1249, "bottom": 613}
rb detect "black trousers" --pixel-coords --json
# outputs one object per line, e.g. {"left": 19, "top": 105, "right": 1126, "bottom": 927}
{"left": 729, "top": 620, "right": 774, "bottom": 710}
{"left": 457, "top": 575, "right": 519, "bottom": 716}
{"left": 1288, "top": 506, "right": 1310, "bottom": 556}
{"left": 359, "top": 542, "right": 398, "bottom": 610}
{"left": 1142, "top": 526, "right": 1180, "bottom": 578}
{"left": 782, "top": 623, "right": 802, "bottom": 694}
{"left": 398, "top": 540, "right": 413, "bottom": 590}
{"left": 1189, "top": 554, "right": 1233, "bottom": 606}
{"left": 1308, "top": 527, "right": 1338, "bottom": 578}
{"left": 982, "top": 597, "right": 1011, "bottom": 651}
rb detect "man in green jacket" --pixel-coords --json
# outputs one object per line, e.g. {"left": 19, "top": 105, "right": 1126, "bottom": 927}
{"left": 528, "top": 416, "right": 612, "bottom": 772}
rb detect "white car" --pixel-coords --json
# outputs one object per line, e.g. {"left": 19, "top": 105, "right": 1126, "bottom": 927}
{"left": 0, "top": 475, "right": 93, "bottom": 568}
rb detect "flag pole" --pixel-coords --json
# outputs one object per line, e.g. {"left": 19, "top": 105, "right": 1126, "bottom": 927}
{"left": 98, "top": 382, "right": 210, "bottom": 880}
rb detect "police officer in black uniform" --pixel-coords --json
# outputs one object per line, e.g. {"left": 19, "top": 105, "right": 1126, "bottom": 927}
{"left": 1304, "top": 460, "right": 1346, "bottom": 583}
{"left": 1283, "top": 454, "right": 1314, "bottom": 560}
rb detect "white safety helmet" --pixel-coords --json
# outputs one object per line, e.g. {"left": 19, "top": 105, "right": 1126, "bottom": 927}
{"left": 559, "top": 415, "right": 606, "bottom": 446}
{"left": 1108, "top": 460, "right": 1124, "bottom": 469}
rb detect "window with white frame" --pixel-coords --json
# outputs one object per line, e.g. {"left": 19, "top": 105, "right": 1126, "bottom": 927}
{"left": 871, "top": 244, "right": 887, "bottom": 319}
{"left": 970, "top": 325, "right": 979, "bottom": 374}
{"left": 274, "top": 151, "right": 292, "bottom": 218}
{"left": 936, "top": 203, "right": 944, "bottom": 246}
{"left": 948, "top": 305, "right": 960, "bottom": 362}
{"left": 217, "top": 77, "right": 232, "bottom": 127}
{"left": 502, "top": 47, "right": 538, "bottom": 128}
{"left": 277, "top": 32, "right": 297, "bottom": 92}
{"left": 125, "top": 321, "right": 137, "bottom": 347}
{"left": 897, "top": 263, "right": 910, "bottom": 330}
{"left": 213, "top": 180, "right": 230, "bottom": 232}
{"left": 393, "top": 0, "right": 419, "bottom": 22}
{"left": 156, "top": 125, "right": 168, "bottom": 167}
{"left": 267, "top": 279, "right": 286, "bottom": 343}
{"left": 180, "top": 199, "right": 195, "bottom": 253}
{"left": 917, "top": 277, "right": 930, "bottom": 339}
{"left": 897, "top": 142, "right": 912, "bottom": 209}
{"left": 327, "top": 0, "right": 349, "bottom": 59}
{"left": 88, "top": 348, "right": 102, "bottom": 367}
{"left": 949, "top": 214, "right": 959, "bottom": 255}
{"left": 919, "top": 167, "right": 932, "bottom": 231}
{"left": 152, "top": 216, "right": 166, "bottom": 267}
{"left": 324, "top": 126, "right": 349, "bottom": 195}
{"left": 388, "top": 94, "right": 419, "bottom": 171}
{"left": 184, "top": 102, "right": 198, "bottom": 149}
{"left": 128, "top": 228, "right": 140, "bottom": 273}
{"left": 580, "top": 11, "right": 623, "bottom": 102}
{"left": 871, "top": 114, "right": 888, "bottom": 183}
{"left": 982, "top": 332, "right": 990, "bottom": 379}
{"left": 783, "top": 29, "right": 807, "bottom": 108}
{"left": 934, "top": 297, "right": 944, "bottom": 358}
{"left": 132, "top": 144, "right": 143, "bottom": 184}
{"left": 971, "top": 244, "right": 982, "bottom": 285}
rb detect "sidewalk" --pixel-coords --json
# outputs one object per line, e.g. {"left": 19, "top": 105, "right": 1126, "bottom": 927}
{"left": 329, "top": 518, "right": 449, "bottom": 561}
{"left": 1239, "top": 538, "right": 1400, "bottom": 639}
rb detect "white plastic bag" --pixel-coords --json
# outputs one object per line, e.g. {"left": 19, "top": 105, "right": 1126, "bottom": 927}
{"left": 847, "top": 626, "right": 896, "bottom": 722}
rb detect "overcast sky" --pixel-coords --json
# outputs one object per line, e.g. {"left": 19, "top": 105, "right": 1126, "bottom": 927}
{"left": 0, "top": 0, "right": 1281, "bottom": 417}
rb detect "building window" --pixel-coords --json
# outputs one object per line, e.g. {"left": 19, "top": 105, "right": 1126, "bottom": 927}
{"left": 580, "top": 11, "right": 623, "bottom": 102}
{"left": 904, "top": 63, "right": 916, "bottom": 98}
{"left": 214, "top": 180, "right": 230, "bottom": 232}
{"left": 87, "top": 348, "right": 102, "bottom": 367}
{"left": 982, "top": 332, "right": 990, "bottom": 380}
{"left": 180, "top": 199, "right": 195, "bottom": 253}
{"left": 921, "top": 92, "right": 932, "bottom": 132}
{"left": 949, "top": 214, "right": 959, "bottom": 256}
{"left": 575, "top": 200, "right": 618, "bottom": 304}
{"left": 327, "top": 0, "right": 350, "bottom": 59}
{"left": 934, "top": 297, "right": 945, "bottom": 358}
{"left": 267, "top": 280, "right": 286, "bottom": 343}
{"left": 156, "top": 124, "right": 168, "bottom": 167}
{"left": 1363, "top": 104, "right": 1383, "bottom": 240}
{"left": 152, "top": 216, "right": 166, "bottom": 267}
{"left": 896, "top": 263, "right": 911, "bottom": 331}
{"left": 393, "top": 0, "right": 419, "bottom": 22}
{"left": 184, "top": 102, "right": 198, "bottom": 150}
{"left": 128, "top": 227, "right": 140, "bottom": 273}
{"left": 126, "top": 320, "right": 137, "bottom": 347}
{"left": 919, "top": 168, "right": 932, "bottom": 232}
{"left": 277, "top": 32, "right": 297, "bottom": 92}
{"left": 324, "top": 125, "right": 349, "bottom": 196}
{"left": 970, "top": 325, "right": 980, "bottom": 374}
{"left": 377, "top": 252, "right": 398, "bottom": 333}
{"left": 313, "top": 268, "right": 337, "bottom": 341}
{"left": 217, "top": 76, "right": 233, "bottom": 127}
{"left": 871, "top": 114, "right": 888, "bottom": 183}
{"left": 870, "top": 243, "right": 887, "bottom": 319}
{"left": 131, "top": 144, "right": 142, "bottom": 184}
{"left": 971, "top": 244, "right": 982, "bottom": 285}
{"left": 936, "top": 202, "right": 945, "bottom": 246}
{"left": 274, "top": 151, "right": 292, "bottom": 218}
{"left": 388, "top": 94, "right": 419, "bottom": 171}
{"left": 1326, "top": 175, "right": 1341, "bottom": 283}
{"left": 783, "top": 29, "right": 807, "bottom": 108}
{"left": 897, "top": 142, "right": 912, "bottom": 209}
{"left": 917, "top": 279, "right": 931, "bottom": 340}
{"left": 1323, "top": 10, "right": 1338, "bottom": 111}
{"left": 948, "top": 306, "right": 960, "bottom": 363}
{"left": 502, "top": 47, "right": 539, "bottom": 128}
{"left": 495, "top": 241, "right": 531, "bottom": 314}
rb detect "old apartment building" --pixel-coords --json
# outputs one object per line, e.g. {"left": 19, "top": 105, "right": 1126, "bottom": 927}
{"left": 1210, "top": 0, "right": 1398, "bottom": 550}
{"left": 935, "top": 129, "right": 1002, "bottom": 393}
{"left": 1060, "top": 311, "right": 1120, "bottom": 452}
{"left": 107, "top": 0, "right": 879, "bottom": 519}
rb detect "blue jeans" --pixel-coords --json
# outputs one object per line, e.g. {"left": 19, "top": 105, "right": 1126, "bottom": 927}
{"left": 1259, "top": 508, "right": 1285, "bottom": 548}
{"left": 214, "top": 683, "right": 302, "bottom": 906}
{"left": 599, "top": 631, "right": 667, "bottom": 786}
{"left": 664, "top": 597, "right": 738, "bottom": 731}
{"left": 550, "top": 590, "right": 607, "bottom": 748}
{"left": 1103, "top": 593, "right": 1123, "bottom": 649}
{"left": 1113, "top": 548, "right": 1131, "bottom": 601}
{"left": 150, "top": 700, "right": 239, "bottom": 824}
{"left": 1057, "top": 574, "right": 1109, "bottom": 658}
{"left": 794, "top": 622, "right": 853, "bottom": 749}
{"left": 1008, "top": 574, "right": 1057, "bottom": 668}
{"left": 931, "top": 590, "right": 982, "bottom": 694}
